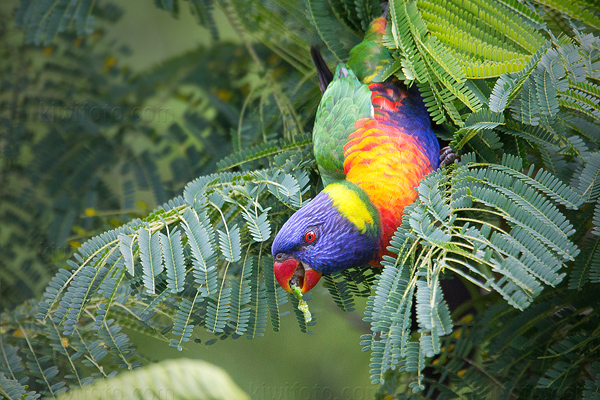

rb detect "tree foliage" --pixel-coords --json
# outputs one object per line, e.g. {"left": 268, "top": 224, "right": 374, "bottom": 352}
{"left": 1, "top": 0, "right": 600, "bottom": 398}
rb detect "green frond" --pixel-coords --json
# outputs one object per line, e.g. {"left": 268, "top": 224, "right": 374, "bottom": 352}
{"left": 339, "top": 267, "right": 378, "bottom": 297}
{"left": 262, "top": 256, "right": 288, "bottom": 332}
{"left": 499, "top": 118, "right": 566, "bottom": 147}
{"left": 532, "top": 0, "right": 600, "bottom": 30}
{"left": 23, "top": 157, "right": 311, "bottom": 385}
{"left": 461, "top": 57, "right": 531, "bottom": 79}
{"left": 241, "top": 208, "right": 272, "bottom": 243}
{"left": 534, "top": 53, "right": 565, "bottom": 118}
{"left": 36, "top": 269, "right": 73, "bottom": 320}
{"left": 498, "top": 155, "right": 582, "bottom": 208}
{"left": 222, "top": 0, "right": 317, "bottom": 72}
{"left": 139, "top": 228, "right": 164, "bottom": 295}
{"left": 465, "top": 170, "right": 578, "bottom": 262}
{"left": 136, "top": 290, "right": 170, "bottom": 323}
{"left": 495, "top": 0, "right": 546, "bottom": 27}
{"left": 489, "top": 43, "right": 549, "bottom": 113}
{"left": 560, "top": 81, "right": 600, "bottom": 124}
{"left": 59, "top": 264, "right": 110, "bottom": 335}
{"left": 160, "top": 229, "right": 185, "bottom": 294}
{"left": 386, "top": 0, "right": 482, "bottom": 125}
{"left": 45, "top": 320, "right": 84, "bottom": 386}
{"left": 422, "top": 37, "right": 482, "bottom": 112}
{"left": 537, "top": 334, "right": 592, "bottom": 391}
{"left": 228, "top": 255, "right": 254, "bottom": 335}
{"left": 55, "top": 359, "right": 250, "bottom": 400}
{"left": 244, "top": 253, "right": 268, "bottom": 338}
{"left": 415, "top": 0, "right": 545, "bottom": 81}
{"left": 573, "top": 152, "right": 600, "bottom": 204}
{"left": 0, "top": 372, "right": 38, "bottom": 400}
{"left": 0, "top": 341, "right": 24, "bottom": 381}
{"left": 205, "top": 277, "right": 232, "bottom": 334}
{"left": 216, "top": 133, "right": 313, "bottom": 172}
{"left": 415, "top": 274, "right": 452, "bottom": 354}
{"left": 97, "top": 319, "right": 137, "bottom": 370}
{"left": 180, "top": 208, "right": 218, "bottom": 296}
{"left": 568, "top": 236, "right": 600, "bottom": 290}
{"left": 15, "top": 0, "right": 97, "bottom": 45}
{"left": 118, "top": 234, "right": 136, "bottom": 276}
{"left": 254, "top": 169, "right": 304, "bottom": 209}
{"left": 70, "top": 327, "right": 109, "bottom": 376}
{"left": 417, "top": 80, "right": 447, "bottom": 124}
{"left": 171, "top": 291, "right": 204, "bottom": 351}
{"left": 216, "top": 225, "right": 241, "bottom": 263}
{"left": 492, "top": 40, "right": 600, "bottom": 134}
{"left": 366, "top": 154, "right": 580, "bottom": 386}
{"left": 374, "top": 54, "right": 404, "bottom": 82}
{"left": 583, "top": 361, "right": 600, "bottom": 400}
{"left": 366, "top": 257, "right": 416, "bottom": 383}
{"left": 557, "top": 40, "right": 588, "bottom": 83}
{"left": 187, "top": 0, "right": 219, "bottom": 40}
{"left": 511, "top": 78, "right": 542, "bottom": 125}
{"left": 154, "top": 0, "right": 219, "bottom": 39}
{"left": 594, "top": 199, "right": 600, "bottom": 234}
{"left": 93, "top": 269, "right": 126, "bottom": 331}
{"left": 306, "top": 0, "right": 350, "bottom": 62}
{"left": 329, "top": 0, "right": 362, "bottom": 32}
{"left": 17, "top": 320, "right": 67, "bottom": 396}
{"left": 323, "top": 273, "right": 356, "bottom": 312}
{"left": 452, "top": 107, "right": 505, "bottom": 150}
{"left": 420, "top": 0, "right": 544, "bottom": 52}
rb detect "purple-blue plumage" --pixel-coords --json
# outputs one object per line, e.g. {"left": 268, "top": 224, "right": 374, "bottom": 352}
{"left": 271, "top": 190, "right": 379, "bottom": 275}
{"left": 371, "top": 83, "right": 440, "bottom": 168}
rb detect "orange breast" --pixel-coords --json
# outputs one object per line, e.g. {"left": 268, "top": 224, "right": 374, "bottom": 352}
{"left": 343, "top": 118, "right": 435, "bottom": 251}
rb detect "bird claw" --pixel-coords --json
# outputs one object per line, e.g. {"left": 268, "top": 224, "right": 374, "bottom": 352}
{"left": 439, "top": 146, "right": 458, "bottom": 167}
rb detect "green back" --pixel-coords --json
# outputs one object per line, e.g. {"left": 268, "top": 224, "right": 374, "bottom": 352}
{"left": 347, "top": 17, "right": 391, "bottom": 82}
{"left": 312, "top": 65, "right": 373, "bottom": 186}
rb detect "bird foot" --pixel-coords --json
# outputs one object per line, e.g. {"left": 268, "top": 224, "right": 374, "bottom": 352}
{"left": 439, "top": 146, "right": 459, "bottom": 167}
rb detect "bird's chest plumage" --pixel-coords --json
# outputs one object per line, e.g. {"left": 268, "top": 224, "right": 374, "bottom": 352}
{"left": 342, "top": 82, "right": 439, "bottom": 249}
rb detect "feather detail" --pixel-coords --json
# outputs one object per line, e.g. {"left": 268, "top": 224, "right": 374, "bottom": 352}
{"left": 322, "top": 182, "right": 376, "bottom": 234}
{"left": 343, "top": 83, "right": 439, "bottom": 252}
{"left": 347, "top": 17, "right": 391, "bottom": 83}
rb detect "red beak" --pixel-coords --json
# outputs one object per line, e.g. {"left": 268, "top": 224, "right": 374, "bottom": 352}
{"left": 273, "top": 258, "right": 322, "bottom": 294}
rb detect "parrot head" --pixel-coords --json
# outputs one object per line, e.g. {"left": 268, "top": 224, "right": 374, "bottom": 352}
{"left": 271, "top": 182, "right": 381, "bottom": 294}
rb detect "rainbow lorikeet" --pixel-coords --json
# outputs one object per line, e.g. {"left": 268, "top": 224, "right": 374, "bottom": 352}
{"left": 271, "top": 16, "right": 446, "bottom": 294}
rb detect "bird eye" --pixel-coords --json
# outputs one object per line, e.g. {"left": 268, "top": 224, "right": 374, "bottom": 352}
{"left": 275, "top": 253, "right": 284, "bottom": 261}
{"left": 304, "top": 230, "right": 316, "bottom": 243}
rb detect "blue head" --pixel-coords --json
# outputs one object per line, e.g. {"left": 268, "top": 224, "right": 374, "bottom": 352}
{"left": 271, "top": 182, "right": 381, "bottom": 293}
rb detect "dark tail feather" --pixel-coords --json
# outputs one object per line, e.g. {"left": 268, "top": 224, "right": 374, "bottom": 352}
{"left": 381, "top": 2, "right": 389, "bottom": 19}
{"left": 311, "top": 45, "right": 333, "bottom": 94}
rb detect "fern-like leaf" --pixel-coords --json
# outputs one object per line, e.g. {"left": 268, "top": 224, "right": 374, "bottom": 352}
{"left": 55, "top": 359, "right": 249, "bottom": 400}
{"left": 160, "top": 228, "right": 185, "bottom": 294}
{"left": 242, "top": 208, "right": 271, "bottom": 243}
{"left": 139, "top": 228, "right": 163, "bottom": 294}
{"left": 217, "top": 224, "right": 241, "bottom": 263}
{"left": 171, "top": 290, "right": 204, "bottom": 351}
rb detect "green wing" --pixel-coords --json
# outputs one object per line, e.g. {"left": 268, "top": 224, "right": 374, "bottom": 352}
{"left": 312, "top": 65, "right": 373, "bottom": 187}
